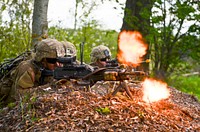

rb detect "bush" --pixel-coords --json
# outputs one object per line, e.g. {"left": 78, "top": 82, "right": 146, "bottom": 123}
{"left": 168, "top": 75, "right": 200, "bottom": 100}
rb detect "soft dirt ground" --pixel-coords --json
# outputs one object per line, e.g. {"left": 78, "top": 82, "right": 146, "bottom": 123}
{"left": 0, "top": 82, "right": 200, "bottom": 132}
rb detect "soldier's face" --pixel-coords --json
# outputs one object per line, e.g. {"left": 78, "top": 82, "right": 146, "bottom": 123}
{"left": 43, "top": 58, "right": 62, "bottom": 70}
{"left": 46, "top": 62, "right": 62, "bottom": 70}
{"left": 96, "top": 58, "right": 109, "bottom": 68}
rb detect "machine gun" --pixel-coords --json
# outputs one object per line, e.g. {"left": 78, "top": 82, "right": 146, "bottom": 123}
{"left": 53, "top": 42, "right": 93, "bottom": 80}
{"left": 105, "top": 59, "right": 119, "bottom": 67}
{"left": 38, "top": 56, "right": 93, "bottom": 85}
{"left": 53, "top": 56, "right": 93, "bottom": 80}
{"left": 39, "top": 42, "right": 93, "bottom": 84}
{"left": 81, "top": 59, "right": 150, "bottom": 99}
{"left": 40, "top": 56, "right": 148, "bottom": 99}
{"left": 83, "top": 58, "right": 149, "bottom": 84}
{"left": 81, "top": 62, "right": 148, "bottom": 99}
{"left": 82, "top": 66, "right": 147, "bottom": 86}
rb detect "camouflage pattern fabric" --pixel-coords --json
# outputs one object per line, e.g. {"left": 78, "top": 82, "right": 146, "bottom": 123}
{"left": 0, "top": 75, "right": 13, "bottom": 102}
{"left": 35, "top": 38, "right": 65, "bottom": 62}
{"left": 90, "top": 45, "right": 111, "bottom": 63}
{"left": 90, "top": 81, "right": 119, "bottom": 96}
{"left": 61, "top": 41, "right": 77, "bottom": 57}
{"left": 7, "top": 60, "right": 40, "bottom": 101}
{"left": 1, "top": 38, "right": 65, "bottom": 103}
{"left": 8, "top": 59, "right": 57, "bottom": 102}
{"left": 0, "top": 51, "right": 34, "bottom": 102}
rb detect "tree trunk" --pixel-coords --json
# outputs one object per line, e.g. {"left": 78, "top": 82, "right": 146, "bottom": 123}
{"left": 120, "top": 0, "right": 154, "bottom": 72}
{"left": 32, "top": 0, "right": 49, "bottom": 49}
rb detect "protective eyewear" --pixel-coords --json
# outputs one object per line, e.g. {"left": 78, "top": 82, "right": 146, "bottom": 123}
{"left": 46, "top": 58, "right": 58, "bottom": 64}
{"left": 100, "top": 58, "right": 108, "bottom": 62}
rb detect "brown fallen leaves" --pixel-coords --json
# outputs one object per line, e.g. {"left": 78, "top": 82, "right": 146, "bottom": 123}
{"left": 0, "top": 84, "right": 200, "bottom": 132}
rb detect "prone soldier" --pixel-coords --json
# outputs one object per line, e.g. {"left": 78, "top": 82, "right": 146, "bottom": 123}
{"left": 3, "top": 38, "right": 66, "bottom": 103}
{"left": 89, "top": 45, "right": 117, "bottom": 96}
{"left": 88, "top": 45, "right": 146, "bottom": 98}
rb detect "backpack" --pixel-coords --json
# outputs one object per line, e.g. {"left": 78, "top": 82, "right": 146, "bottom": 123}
{"left": 0, "top": 50, "right": 32, "bottom": 102}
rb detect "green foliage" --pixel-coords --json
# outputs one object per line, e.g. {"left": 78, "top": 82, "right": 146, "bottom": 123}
{"left": 95, "top": 107, "right": 111, "bottom": 114}
{"left": 174, "top": 1, "right": 196, "bottom": 19}
{"left": 0, "top": 0, "right": 119, "bottom": 65}
{"left": 7, "top": 102, "right": 16, "bottom": 108}
{"left": 148, "top": 0, "right": 200, "bottom": 80}
{"left": 168, "top": 75, "right": 200, "bottom": 100}
{"left": 0, "top": 0, "right": 33, "bottom": 63}
{"left": 0, "top": 0, "right": 199, "bottom": 84}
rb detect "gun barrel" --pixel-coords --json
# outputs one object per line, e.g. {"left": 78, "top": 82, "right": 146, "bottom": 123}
{"left": 139, "top": 59, "right": 150, "bottom": 63}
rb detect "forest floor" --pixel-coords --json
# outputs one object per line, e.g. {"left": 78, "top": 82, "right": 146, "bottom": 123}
{"left": 0, "top": 81, "right": 200, "bottom": 132}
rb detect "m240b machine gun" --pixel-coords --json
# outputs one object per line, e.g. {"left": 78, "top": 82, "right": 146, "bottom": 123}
{"left": 39, "top": 56, "right": 93, "bottom": 85}
{"left": 53, "top": 56, "right": 93, "bottom": 80}
{"left": 81, "top": 59, "right": 149, "bottom": 99}
{"left": 41, "top": 57, "right": 148, "bottom": 99}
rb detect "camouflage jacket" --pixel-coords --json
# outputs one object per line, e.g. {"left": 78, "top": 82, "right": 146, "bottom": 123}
{"left": 2, "top": 59, "right": 53, "bottom": 103}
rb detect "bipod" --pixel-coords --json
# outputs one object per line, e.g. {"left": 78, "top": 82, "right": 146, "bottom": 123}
{"left": 112, "top": 80, "right": 133, "bottom": 100}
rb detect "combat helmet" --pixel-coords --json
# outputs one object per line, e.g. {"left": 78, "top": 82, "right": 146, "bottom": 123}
{"left": 34, "top": 38, "right": 65, "bottom": 62}
{"left": 61, "top": 41, "right": 77, "bottom": 57}
{"left": 90, "top": 45, "right": 111, "bottom": 63}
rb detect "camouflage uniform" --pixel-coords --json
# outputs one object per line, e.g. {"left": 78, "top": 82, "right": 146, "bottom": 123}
{"left": 61, "top": 41, "right": 77, "bottom": 57}
{"left": 90, "top": 45, "right": 111, "bottom": 67}
{"left": 6, "top": 38, "right": 65, "bottom": 102}
{"left": 59, "top": 41, "right": 94, "bottom": 91}
{"left": 89, "top": 45, "right": 146, "bottom": 97}
{"left": 89, "top": 45, "right": 115, "bottom": 95}
{"left": 62, "top": 41, "right": 94, "bottom": 70}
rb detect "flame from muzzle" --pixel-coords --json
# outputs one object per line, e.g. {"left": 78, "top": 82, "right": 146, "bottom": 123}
{"left": 117, "top": 30, "right": 148, "bottom": 67}
{"left": 142, "top": 78, "right": 170, "bottom": 103}
{"left": 117, "top": 30, "right": 170, "bottom": 103}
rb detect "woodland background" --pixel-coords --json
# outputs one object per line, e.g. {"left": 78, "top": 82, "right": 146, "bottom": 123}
{"left": 0, "top": 0, "right": 199, "bottom": 99}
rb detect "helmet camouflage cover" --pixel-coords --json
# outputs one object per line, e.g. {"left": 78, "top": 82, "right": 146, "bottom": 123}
{"left": 90, "top": 45, "right": 111, "bottom": 63}
{"left": 61, "top": 41, "right": 77, "bottom": 57}
{"left": 34, "top": 38, "right": 65, "bottom": 62}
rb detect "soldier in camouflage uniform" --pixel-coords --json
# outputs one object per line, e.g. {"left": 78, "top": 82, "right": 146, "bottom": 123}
{"left": 89, "top": 45, "right": 117, "bottom": 96}
{"left": 90, "top": 45, "right": 112, "bottom": 68}
{"left": 55, "top": 41, "right": 94, "bottom": 92}
{"left": 62, "top": 41, "right": 94, "bottom": 70}
{"left": 5, "top": 38, "right": 66, "bottom": 103}
{"left": 90, "top": 45, "right": 146, "bottom": 98}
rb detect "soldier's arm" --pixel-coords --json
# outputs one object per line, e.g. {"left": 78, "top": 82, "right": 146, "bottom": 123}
{"left": 17, "top": 69, "right": 35, "bottom": 88}
{"left": 13, "top": 61, "right": 35, "bottom": 89}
